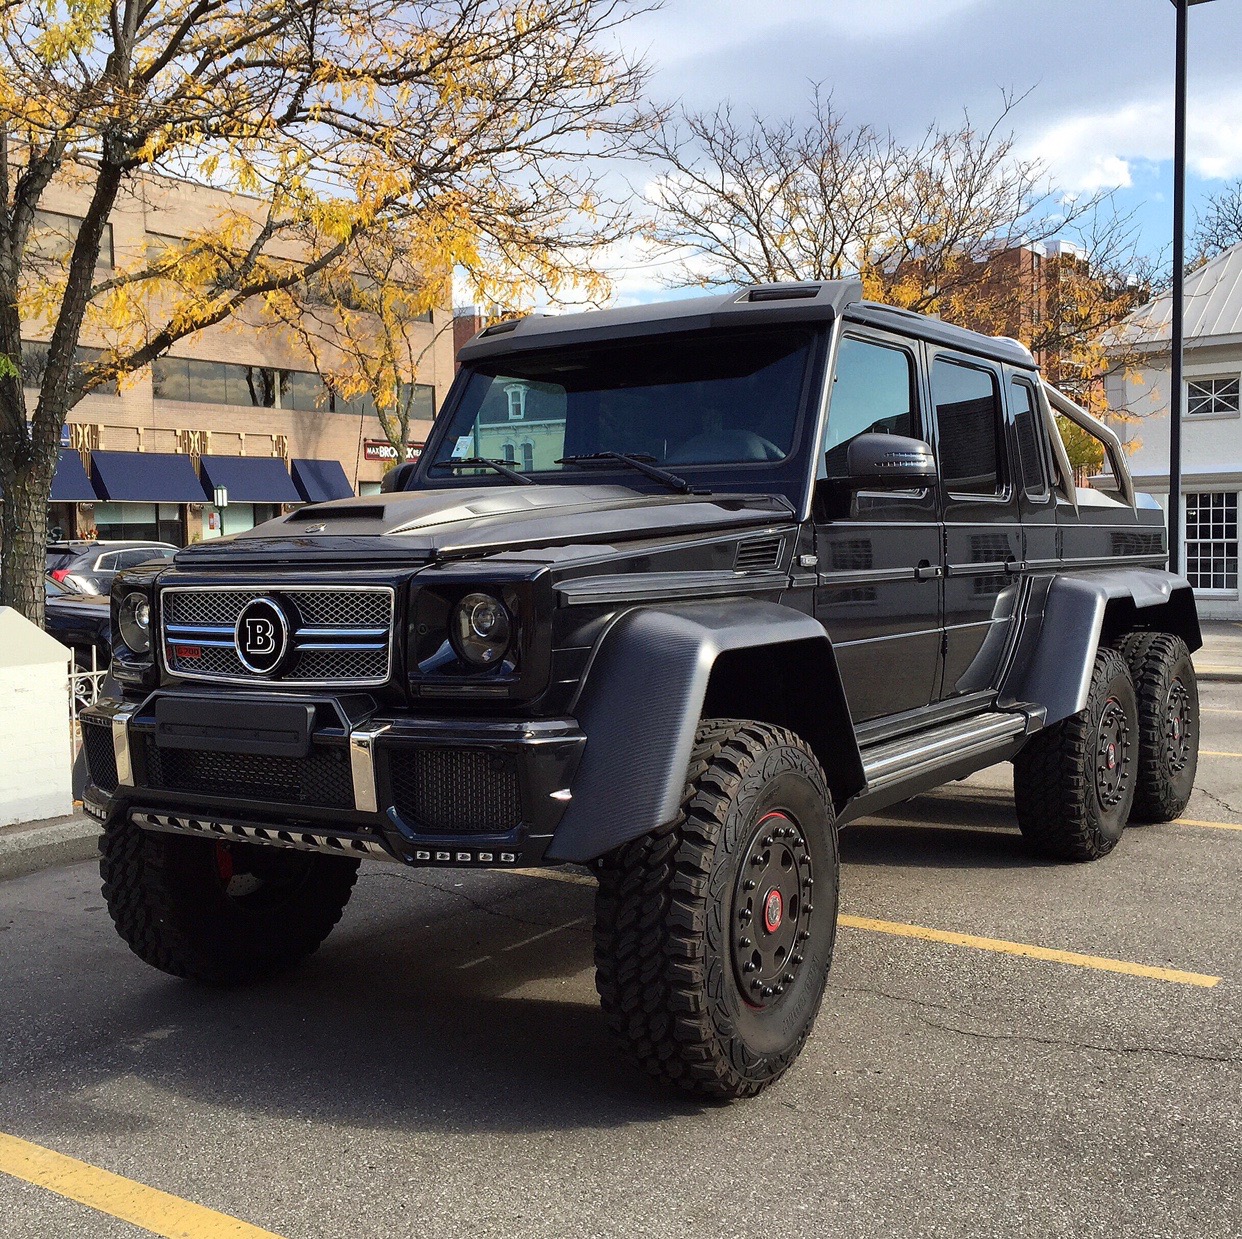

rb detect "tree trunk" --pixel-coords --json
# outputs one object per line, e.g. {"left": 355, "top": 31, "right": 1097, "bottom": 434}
{"left": 0, "top": 454, "right": 53, "bottom": 627}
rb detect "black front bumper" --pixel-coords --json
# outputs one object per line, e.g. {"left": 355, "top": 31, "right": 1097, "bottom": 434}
{"left": 81, "top": 693, "right": 586, "bottom": 868}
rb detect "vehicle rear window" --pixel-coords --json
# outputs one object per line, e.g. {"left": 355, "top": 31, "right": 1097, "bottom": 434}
{"left": 46, "top": 550, "right": 76, "bottom": 570}
{"left": 932, "top": 358, "right": 1005, "bottom": 496}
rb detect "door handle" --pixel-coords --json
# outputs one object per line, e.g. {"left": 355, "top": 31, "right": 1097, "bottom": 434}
{"left": 914, "top": 561, "right": 943, "bottom": 581}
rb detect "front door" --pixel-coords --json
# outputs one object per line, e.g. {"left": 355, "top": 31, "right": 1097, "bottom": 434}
{"left": 926, "top": 350, "right": 1024, "bottom": 700}
{"left": 814, "top": 328, "right": 943, "bottom": 722}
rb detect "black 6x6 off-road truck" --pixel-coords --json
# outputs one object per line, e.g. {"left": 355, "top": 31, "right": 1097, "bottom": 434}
{"left": 83, "top": 281, "right": 1201, "bottom": 1100}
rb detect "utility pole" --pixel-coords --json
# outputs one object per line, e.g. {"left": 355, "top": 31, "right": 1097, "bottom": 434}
{"left": 1168, "top": 0, "right": 1217, "bottom": 575}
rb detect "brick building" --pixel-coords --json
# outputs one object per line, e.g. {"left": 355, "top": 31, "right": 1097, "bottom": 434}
{"left": 30, "top": 171, "right": 454, "bottom": 546}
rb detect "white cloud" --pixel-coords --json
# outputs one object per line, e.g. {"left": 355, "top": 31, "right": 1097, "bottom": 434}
{"left": 631, "top": 0, "right": 989, "bottom": 69}
{"left": 1026, "top": 85, "right": 1242, "bottom": 193}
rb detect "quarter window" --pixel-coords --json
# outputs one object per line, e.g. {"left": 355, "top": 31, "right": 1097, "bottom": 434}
{"left": 932, "top": 358, "right": 1005, "bottom": 496}
{"left": 1186, "top": 492, "right": 1238, "bottom": 592}
{"left": 1010, "top": 378, "right": 1047, "bottom": 496}
{"left": 822, "top": 336, "right": 918, "bottom": 477}
{"left": 1187, "top": 377, "right": 1240, "bottom": 417}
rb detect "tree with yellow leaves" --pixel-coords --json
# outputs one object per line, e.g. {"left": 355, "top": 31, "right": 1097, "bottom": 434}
{"left": 0, "top": 0, "right": 651, "bottom": 623}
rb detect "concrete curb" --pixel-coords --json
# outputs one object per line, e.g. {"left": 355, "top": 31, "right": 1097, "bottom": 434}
{"left": 1194, "top": 665, "right": 1242, "bottom": 683}
{"left": 0, "top": 812, "right": 100, "bottom": 881}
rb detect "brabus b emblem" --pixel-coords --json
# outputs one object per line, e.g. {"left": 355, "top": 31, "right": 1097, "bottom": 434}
{"left": 234, "top": 597, "right": 289, "bottom": 675}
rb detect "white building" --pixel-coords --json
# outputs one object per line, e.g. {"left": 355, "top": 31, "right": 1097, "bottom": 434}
{"left": 1105, "top": 241, "right": 1242, "bottom": 618}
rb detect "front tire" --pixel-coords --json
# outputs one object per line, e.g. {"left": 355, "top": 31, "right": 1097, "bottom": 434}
{"left": 1117, "top": 632, "right": 1199, "bottom": 822}
{"left": 100, "top": 816, "right": 359, "bottom": 984}
{"left": 594, "top": 720, "right": 839, "bottom": 1100}
{"left": 1014, "top": 646, "right": 1139, "bottom": 861}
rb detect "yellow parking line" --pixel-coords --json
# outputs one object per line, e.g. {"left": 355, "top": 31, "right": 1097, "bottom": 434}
{"left": 837, "top": 915, "right": 1221, "bottom": 987}
{"left": 1177, "top": 817, "right": 1242, "bottom": 832}
{"left": 0, "top": 1132, "right": 283, "bottom": 1239}
{"left": 512, "top": 870, "right": 1219, "bottom": 988}
{"left": 1201, "top": 706, "right": 1242, "bottom": 715}
{"left": 1200, "top": 750, "right": 1242, "bottom": 758}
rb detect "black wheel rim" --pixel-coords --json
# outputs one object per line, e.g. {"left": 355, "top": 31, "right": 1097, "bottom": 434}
{"left": 1095, "top": 696, "right": 1131, "bottom": 809}
{"left": 1164, "top": 678, "right": 1194, "bottom": 775}
{"left": 730, "top": 811, "right": 814, "bottom": 1010}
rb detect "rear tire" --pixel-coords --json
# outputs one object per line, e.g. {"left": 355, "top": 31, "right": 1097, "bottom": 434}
{"left": 593, "top": 719, "right": 838, "bottom": 1100}
{"left": 1014, "top": 646, "right": 1138, "bottom": 861}
{"left": 100, "top": 815, "right": 359, "bottom": 984}
{"left": 1117, "top": 632, "right": 1199, "bottom": 822}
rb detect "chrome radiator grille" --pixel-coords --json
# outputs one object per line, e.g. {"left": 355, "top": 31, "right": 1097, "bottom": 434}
{"left": 161, "top": 585, "right": 395, "bottom": 686}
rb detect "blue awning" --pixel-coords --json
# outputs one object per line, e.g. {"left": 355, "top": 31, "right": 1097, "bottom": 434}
{"left": 198, "top": 455, "right": 301, "bottom": 504}
{"left": 50, "top": 450, "right": 98, "bottom": 502}
{"left": 91, "top": 450, "right": 205, "bottom": 503}
{"left": 290, "top": 458, "right": 354, "bottom": 504}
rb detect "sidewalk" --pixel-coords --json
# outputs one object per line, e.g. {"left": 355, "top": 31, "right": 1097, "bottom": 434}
{"left": 0, "top": 811, "right": 99, "bottom": 881}
{"left": 1194, "top": 620, "right": 1242, "bottom": 682}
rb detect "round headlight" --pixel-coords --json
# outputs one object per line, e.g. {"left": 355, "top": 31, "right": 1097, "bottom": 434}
{"left": 450, "top": 592, "right": 512, "bottom": 667}
{"left": 118, "top": 591, "right": 151, "bottom": 656}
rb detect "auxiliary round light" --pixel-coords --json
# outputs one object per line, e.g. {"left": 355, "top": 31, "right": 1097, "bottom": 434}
{"left": 118, "top": 591, "right": 151, "bottom": 656}
{"left": 450, "top": 592, "right": 512, "bottom": 667}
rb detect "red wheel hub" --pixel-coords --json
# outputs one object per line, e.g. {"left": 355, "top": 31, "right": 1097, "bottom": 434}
{"left": 763, "top": 888, "right": 783, "bottom": 933}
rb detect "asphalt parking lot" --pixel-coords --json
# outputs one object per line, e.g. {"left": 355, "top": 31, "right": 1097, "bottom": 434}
{"left": 2, "top": 686, "right": 1240, "bottom": 1239}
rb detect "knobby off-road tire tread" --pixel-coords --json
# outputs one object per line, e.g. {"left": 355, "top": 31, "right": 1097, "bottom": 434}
{"left": 1013, "top": 645, "right": 1135, "bottom": 861}
{"left": 594, "top": 719, "right": 834, "bottom": 1100}
{"left": 100, "top": 817, "right": 358, "bottom": 985}
{"left": 1117, "top": 631, "right": 1198, "bottom": 822}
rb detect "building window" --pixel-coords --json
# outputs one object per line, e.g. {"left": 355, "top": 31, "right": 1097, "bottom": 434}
{"left": 1186, "top": 492, "right": 1238, "bottom": 592}
{"left": 20, "top": 340, "right": 118, "bottom": 396}
{"left": 520, "top": 441, "right": 534, "bottom": 472}
{"left": 30, "top": 209, "right": 114, "bottom": 270}
{"left": 1187, "top": 377, "right": 1240, "bottom": 417}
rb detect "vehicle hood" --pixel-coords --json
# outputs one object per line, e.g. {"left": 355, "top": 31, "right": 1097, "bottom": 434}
{"left": 174, "top": 484, "right": 796, "bottom": 567}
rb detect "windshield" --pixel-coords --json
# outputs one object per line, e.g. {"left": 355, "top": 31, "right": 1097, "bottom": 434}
{"left": 431, "top": 328, "right": 813, "bottom": 478}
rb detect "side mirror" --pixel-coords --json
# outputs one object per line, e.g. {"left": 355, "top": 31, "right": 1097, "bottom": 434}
{"left": 839, "top": 433, "right": 937, "bottom": 488}
{"left": 381, "top": 461, "right": 419, "bottom": 493}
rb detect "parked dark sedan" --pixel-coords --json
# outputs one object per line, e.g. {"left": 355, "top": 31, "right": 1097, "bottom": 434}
{"left": 47, "top": 540, "right": 177, "bottom": 595}
{"left": 44, "top": 575, "right": 112, "bottom": 674}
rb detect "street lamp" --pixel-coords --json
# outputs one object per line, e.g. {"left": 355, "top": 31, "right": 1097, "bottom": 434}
{"left": 1167, "top": 0, "right": 1217, "bottom": 576}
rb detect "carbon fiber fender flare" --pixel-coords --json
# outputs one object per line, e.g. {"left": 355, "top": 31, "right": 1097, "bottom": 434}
{"left": 546, "top": 598, "right": 863, "bottom": 863}
{"left": 1001, "top": 568, "right": 1201, "bottom": 726}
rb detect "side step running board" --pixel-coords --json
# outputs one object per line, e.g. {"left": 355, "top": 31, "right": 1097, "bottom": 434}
{"left": 861, "top": 711, "right": 1029, "bottom": 795}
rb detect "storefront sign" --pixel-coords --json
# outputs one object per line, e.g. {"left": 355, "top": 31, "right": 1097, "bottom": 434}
{"left": 363, "top": 440, "right": 423, "bottom": 462}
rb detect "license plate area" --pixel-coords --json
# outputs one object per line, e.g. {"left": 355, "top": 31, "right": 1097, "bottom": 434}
{"left": 153, "top": 697, "right": 314, "bottom": 758}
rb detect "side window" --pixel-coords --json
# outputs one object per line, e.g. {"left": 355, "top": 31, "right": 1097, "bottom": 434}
{"left": 1010, "top": 378, "right": 1048, "bottom": 497}
{"left": 93, "top": 552, "right": 118, "bottom": 570}
{"left": 822, "top": 335, "right": 918, "bottom": 478}
{"left": 932, "top": 358, "right": 1005, "bottom": 496}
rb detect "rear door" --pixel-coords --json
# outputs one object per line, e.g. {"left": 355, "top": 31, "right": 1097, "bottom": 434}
{"left": 926, "top": 350, "right": 1024, "bottom": 700}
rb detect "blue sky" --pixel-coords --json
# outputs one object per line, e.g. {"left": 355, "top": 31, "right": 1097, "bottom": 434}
{"left": 594, "top": 0, "right": 1242, "bottom": 304}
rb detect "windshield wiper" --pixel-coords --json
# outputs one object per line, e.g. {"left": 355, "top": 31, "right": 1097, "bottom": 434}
{"left": 428, "top": 457, "right": 535, "bottom": 485}
{"left": 556, "top": 452, "right": 705, "bottom": 495}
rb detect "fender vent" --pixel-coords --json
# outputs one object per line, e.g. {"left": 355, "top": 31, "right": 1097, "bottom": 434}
{"left": 734, "top": 536, "right": 784, "bottom": 571}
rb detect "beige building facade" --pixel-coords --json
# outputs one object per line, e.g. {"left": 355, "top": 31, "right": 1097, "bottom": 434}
{"left": 31, "top": 171, "right": 454, "bottom": 545}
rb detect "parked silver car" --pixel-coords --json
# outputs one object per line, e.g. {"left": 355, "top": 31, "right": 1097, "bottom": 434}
{"left": 47, "top": 540, "right": 178, "bottom": 595}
